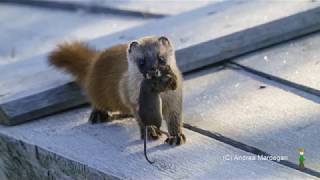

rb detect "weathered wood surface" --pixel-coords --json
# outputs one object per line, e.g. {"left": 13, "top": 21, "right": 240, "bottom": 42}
{"left": 0, "top": 4, "right": 149, "bottom": 65}
{"left": 183, "top": 66, "right": 320, "bottom": 174}
{"left": 89, "top": 1, "right": 320, "bottom": 73}
{"left": 0, "top": 110, "right": 315, "bottom": 179}
{"left": 0, "top": 0, "right": 166, "bottom": 19}
{"left": 1, "top": 0, "right": 212, "bottom": 16}
{"left": 1, "top": 1, "right": 320, "bottom": 125}
{"left": 0, "top": 133, "right": 119, "bottom": 180}
{"left": 0, "top": 82, "right": 86, "bottom": 126}
{"left": 176, "top": 6, "right": 320, "bottom": 72}
{"left": 77, "top": 0, "right": 213, "bottom": 16}
{"left": 234, "top": 31, "right": 320, "bottom": 91}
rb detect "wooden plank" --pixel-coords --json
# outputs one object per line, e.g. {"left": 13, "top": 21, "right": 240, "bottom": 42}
{"left": 233, "top": 32, "right": 320, "bottom": 91}
{"left": 183, "top": 67, "right": 320, "bottom": 174}
{"left": 0, "top": 82, "right": 87, "bottom": 126}
{"left": 177, "top": 6, "right": 320, "bottom": 72}
{"left": 0, "top": 3, "right": 150, "bottom": 65}
{"left": 0, "top": 133, "right": 120, "bottom": 180}
{"left": 0, "top": 113, "right": 315, "bottom": 179}
{"left": 0, "top": 0, "right": 211, "bottom": 16}
{"left": 1, "top": 1, "right": 320, "bottom": 125}
{"left": 0, "top": 0, "right": 166, "bottom": 19}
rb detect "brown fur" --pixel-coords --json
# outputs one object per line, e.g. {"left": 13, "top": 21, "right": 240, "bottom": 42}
{"left": 49, "top": 42, "right": 130, "bottom": 115}
{"left": 86, "top": 44, "right": 131, "bottom": 114}
{"left": 48, "top": 41, "right": 98, "bottom": 84}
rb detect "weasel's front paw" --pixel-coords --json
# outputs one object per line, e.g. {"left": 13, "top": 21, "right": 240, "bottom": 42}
{"left": 89, "top": 109, "right": 111, "bottom": 124}
{"left": 141, "top": 126, "right": 162, "bottom": 140}
{"left": 165, "top": 133, "right": 186, "bottom": 145}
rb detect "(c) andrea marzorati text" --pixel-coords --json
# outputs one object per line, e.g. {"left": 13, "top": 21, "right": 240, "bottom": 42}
{"left": 223, "top": 154, "right": 288, "bottom": 162}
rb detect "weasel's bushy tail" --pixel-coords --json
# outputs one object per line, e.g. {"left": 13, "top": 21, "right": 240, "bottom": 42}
{"left": 48, "top": 41, "right": 97, "bottom": 83}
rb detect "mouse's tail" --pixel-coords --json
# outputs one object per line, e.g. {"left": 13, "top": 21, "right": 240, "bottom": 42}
{"left": 144, "top": 127, "right": 155, "bottom": 164}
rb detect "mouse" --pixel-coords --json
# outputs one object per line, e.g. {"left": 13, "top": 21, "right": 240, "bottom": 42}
{"left": 138, "top": 65, "right": 177, "bottom": 164}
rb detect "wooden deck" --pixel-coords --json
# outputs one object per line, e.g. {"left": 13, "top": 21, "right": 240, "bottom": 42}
{"left": 0, "top": 1, "right": 320, "bottom": 179}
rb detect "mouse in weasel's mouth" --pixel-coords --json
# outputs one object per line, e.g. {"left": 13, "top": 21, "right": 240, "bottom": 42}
{"left": 139, "top": 65, "right": 177, "bottom": 164}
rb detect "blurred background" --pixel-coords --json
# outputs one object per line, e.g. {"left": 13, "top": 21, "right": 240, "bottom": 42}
{"left": 0, "top": 0, "right": 214, "bottom": 65}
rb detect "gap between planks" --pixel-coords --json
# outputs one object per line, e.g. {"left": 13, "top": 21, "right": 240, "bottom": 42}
{"left": 227, "top": 62, "right": 320, "bottom": 104}
{"left": 183, "top": 123, "right": 320, "bottom": 178}
{"left": 0, "top": 0, "right": 167, "bottom": 19}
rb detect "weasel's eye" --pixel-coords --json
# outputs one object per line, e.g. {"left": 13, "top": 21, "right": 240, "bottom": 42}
{"left": 158, "top": 56, "right": 166, "bottom": 65}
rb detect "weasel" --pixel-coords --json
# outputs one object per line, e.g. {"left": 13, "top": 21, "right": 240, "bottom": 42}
{"left": 48, "top": 36, "right": 185, "bottom": 145}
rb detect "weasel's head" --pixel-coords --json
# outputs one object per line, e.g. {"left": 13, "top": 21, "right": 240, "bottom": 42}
{"left": 127, "top": 36, "right": 175, "bottom": 77}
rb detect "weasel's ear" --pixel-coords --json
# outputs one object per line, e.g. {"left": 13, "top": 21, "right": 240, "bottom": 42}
{"left": 158, "top": 36, "right": 171, "bottom": 47}
{"left": 128, "top": 41, "right": 139, "bottom": 53}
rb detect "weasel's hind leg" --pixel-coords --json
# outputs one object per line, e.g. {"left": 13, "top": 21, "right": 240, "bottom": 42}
{"left": 89, "top": 108, "right": 112, "bottom": 124}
